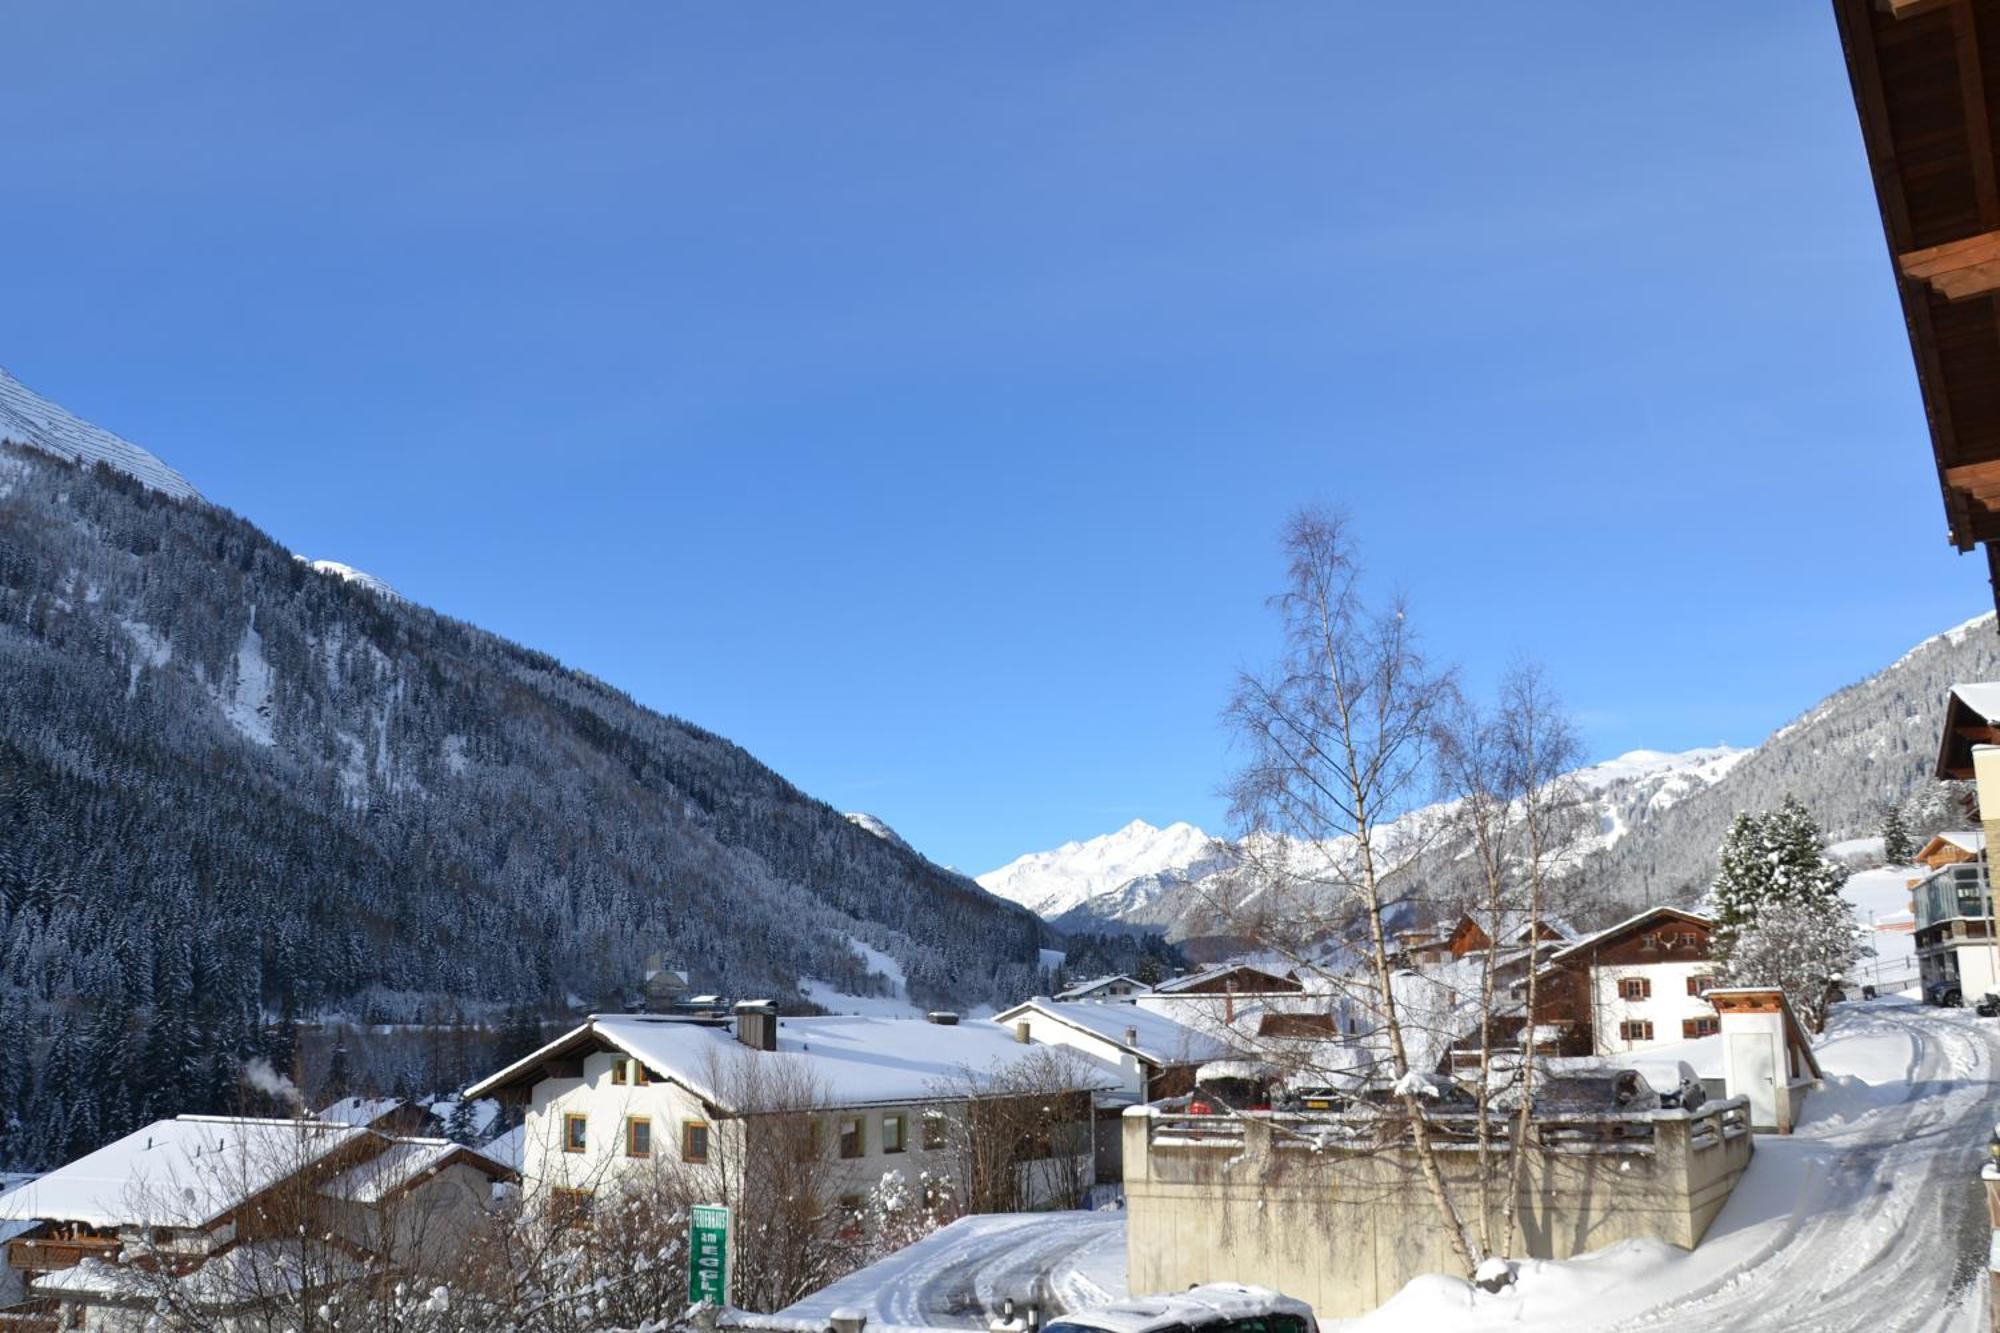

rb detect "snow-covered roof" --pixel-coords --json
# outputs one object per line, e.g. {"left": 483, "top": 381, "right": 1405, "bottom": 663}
{"left": 1933, "top": 831, "right": 1987, "bottom": 855}
{"left": 0, "top": 1117, "right": 370, "bottom": 1230}
{"left": 1949, "top": 682, "right": 2000, "bottom": 725}
{"left": 1457, "top": 911, "right": 1578, "bottom": 946}
{"left": 1153, "top": 963, "right": 1299, "bottom": 995}
{"left": 1053, "top": 974, "right": 1149, "bottom": 1000}
{"left": 479, "top": 1123, "right": 528, "bottom": 1172}
{"left": 464, "top": 1013, "right": 1123, "bottom": 1109}
{"left": 422, "top": 1097, "right": 500, "bottom": 1138}
{"left": 993, "top": 999, "right": 1236, "bottom": 1066}
{"left": 318, "top": 1137, "right": 510, "bottom": 1205}
{"left": 315, "top": 1096, "right": 406, "bottom": 1128}
{"left": 1542, "top": 905, "right": 1714, "bottom": 967}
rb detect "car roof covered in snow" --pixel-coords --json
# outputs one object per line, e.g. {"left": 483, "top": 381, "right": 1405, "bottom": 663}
{"left": 992, "top": 999, "right": 1236, "bottom": 1066}
{"left": 0, "top": 1117, "right": 371, "bottom": 1230}
{"left": 464, "top": 1012, "right": 1124, "bottom": 1109}
{"left": 1051, "top": 1283, "right": 1316, "bottom": 1333}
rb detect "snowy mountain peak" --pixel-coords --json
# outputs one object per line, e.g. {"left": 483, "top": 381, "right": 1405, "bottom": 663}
{"left": 0, "top": 366, "right": 202, "bottom": 502}
{"left": 977, "top": 818, "right": 1222, "bottom": 919}
{"left": 302, "top": 559, "right": 402, "bottom": 602}
{"left": 845, "top": 812, "right": 912, "bottom": 853}
{"left": 1572, "top": 745, "right": 1750, "bottom": 792}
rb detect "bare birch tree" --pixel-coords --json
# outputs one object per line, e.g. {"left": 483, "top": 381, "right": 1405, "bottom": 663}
{"left": 1493, "top": 663, "right": 1585, "bottom": 1254}
{"left": 1221, "top": 508, "right": 1481, "bottom": 1272}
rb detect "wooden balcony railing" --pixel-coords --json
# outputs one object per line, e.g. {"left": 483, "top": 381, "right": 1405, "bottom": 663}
{"left": 6, "top": 1235, "right": 122, "bottom": 1272}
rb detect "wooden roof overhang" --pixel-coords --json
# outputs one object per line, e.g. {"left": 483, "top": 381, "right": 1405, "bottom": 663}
{"left": 1835, "top": 0, "right": 2000, "bottom": 611}
{"left": 1933, "top": 684, "right": 2000, "bottom": 775}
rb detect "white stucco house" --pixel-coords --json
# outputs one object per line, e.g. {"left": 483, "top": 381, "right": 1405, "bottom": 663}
{"left": 1533, "top": 906, "right": 1721, "bottom": 1057}
{"left": 461, "top": 1004, "right": 1123, "bottom": 1216}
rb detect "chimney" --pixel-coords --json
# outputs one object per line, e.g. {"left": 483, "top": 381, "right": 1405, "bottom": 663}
{"left": 1124, "top": 1026, "right": 1139, "bottom": 1048}
{"left": 733, "top": 999, "right": 778, "bottom": 1052}
{"left": 926, "top": 1011, "right": 960, "bottom": 1026}
{"left": 1015, "top": 1021, "right": 1031, "bottom": 1044}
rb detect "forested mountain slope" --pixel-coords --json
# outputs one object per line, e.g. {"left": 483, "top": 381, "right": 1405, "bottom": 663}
{"left": 987, "top": 617, "right": 2000, "bottom": 940}
{"left": 0, "top": 433, "right": 1043, "bottom": 1169}
{"left": 1589, "top": 613, "right": 2000, "bottom": 907}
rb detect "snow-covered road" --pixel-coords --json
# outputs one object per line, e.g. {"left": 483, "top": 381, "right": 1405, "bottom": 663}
{"left": 1350, "top": 998, "right": 2000, "bottom": 1331}
{"left": 769, "top": 1212, "right": 1127, "bottom": 1331}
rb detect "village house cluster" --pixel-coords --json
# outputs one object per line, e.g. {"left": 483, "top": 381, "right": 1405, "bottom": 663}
{"left": 0, "top": 905, "right": 1843, "bottom": 1329}
{"left": 13, "top": 671, "right": 2000, "bottom": 1327}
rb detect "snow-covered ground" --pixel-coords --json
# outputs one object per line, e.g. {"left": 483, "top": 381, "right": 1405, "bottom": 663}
{"left": 1339, "top": 997, "right": 1995, "bottom": 1331}
{"left": 1846, "top": 863, "right": 1920, "bottom": 992}
{"left": 767, "top": 1213, "right": 1127, "bottom": 1330}
{"left": 757, "top": 1002, "right": 1994, "bottom": 1333}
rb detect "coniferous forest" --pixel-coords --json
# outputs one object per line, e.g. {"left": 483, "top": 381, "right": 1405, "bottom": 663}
{"left": 0, "top": 441, "right": 1057, "bottom": 1169}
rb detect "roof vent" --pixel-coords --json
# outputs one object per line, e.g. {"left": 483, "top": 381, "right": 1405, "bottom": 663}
{"left": 1124, "top": 1026, "right": 1140, "bottom": 1048}
{"left": 926, "top": 1011, "right": 960, "bottom": 1026}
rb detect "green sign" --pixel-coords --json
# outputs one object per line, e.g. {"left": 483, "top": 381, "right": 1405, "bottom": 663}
{"left": 690, "top": 1203, "right": 730, "bottom": 1306}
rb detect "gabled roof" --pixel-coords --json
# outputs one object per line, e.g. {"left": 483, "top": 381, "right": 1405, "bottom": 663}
{"left": 0, "top": 1117, "right": 371, "bottom": 1230}
{"left": 1451, "top": 911, "right": 1577, "bottom": 951}
{"left": 1703, "top": 987, "right": 1825, "bottom": 1082}
{"left": 1936, "top": 684, "right": 2000, "bottom": 779}
{"left": 992, "top": 999, "right": 1236, "bottom": 1067}
{"left": 315, "top": 1096, "right": 406, "bottom": 1128}
{"left": 1153, "top": 963, "right": 1301, "bottom": 994}
{"left": 1053, "top": 973, "right": 1148, "bottom": 1000}
{"left": 318, "top": 1137, "right": 513, "bottom": 1205}
{"left": 1542, "top": 906, "right": 1715, "bottom": 968}
{"left": 463, "top": 1012, "right": 1122, "bottom": 1109}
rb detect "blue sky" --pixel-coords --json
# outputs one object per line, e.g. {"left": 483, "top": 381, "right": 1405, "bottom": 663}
{"left": 1, "top": 4, "right": 1976, "bottom": 873}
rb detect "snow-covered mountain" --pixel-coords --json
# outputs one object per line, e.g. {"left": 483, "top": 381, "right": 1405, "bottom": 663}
{"left": 845, "top": 811, "right": 912, "bottom": 853}
{"left": 983, "top": 746, "right": 1754, "bottom": 939}
{"left": 0, "top": 369, "right": 1053, "bottom": 1171}
{"left": 302, "top": 559, "right": 402, "bottom": 602}
{"left": 978, "top": 819, "right": 1228, "bottom": 919}
{"left": 0, "top": 366, "right": 202, "bottom": 502}
{"left": 989, "top": 611, "right": 2000, "bottom": 939}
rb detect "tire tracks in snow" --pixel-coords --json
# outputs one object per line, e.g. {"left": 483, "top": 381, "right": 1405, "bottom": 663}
{"left": 1613, "top": 1005, "right": 1995, "bottom": 1333}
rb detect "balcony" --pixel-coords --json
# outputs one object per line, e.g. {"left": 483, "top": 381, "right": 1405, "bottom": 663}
{"left": 5, "top": 1235, "right": 122, "bottom": 1272}
{"left": 1914, "top": 863, "right": 1992, "bottom": 932}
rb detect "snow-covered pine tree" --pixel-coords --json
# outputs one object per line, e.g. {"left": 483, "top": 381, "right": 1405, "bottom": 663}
{"left": 1709, "top": 796, "right": 1848, "bottom": 962}
{"left": 1880, "top": 803, "right": 1914, "bottom": 865}
{"left": 1709, "top": 812, "right": 1765, "bottom": 956}
{"left": 444, "top": 1098, "right": 476, "bottom": 1145}
{"left": 1720, "top": 897, "right": 1860, "bottom": 1032}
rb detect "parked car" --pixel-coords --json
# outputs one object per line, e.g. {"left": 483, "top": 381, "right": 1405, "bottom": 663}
{"left": 1039, "top": 1285, "right": 1319, "bottom": 1333}
{"left": 1622, "top": 1057, "right": 1709, "bottom": 1112}
{"left": 1189, "top": 1060, "right": 1279, "bottom": 1115}
{"left": 1925, "top": 979, "right": 1965, "bottom": 1008}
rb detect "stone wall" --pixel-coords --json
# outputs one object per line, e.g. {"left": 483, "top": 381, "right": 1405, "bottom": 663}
{"left": 1123, "top": 1098, "right": 1752, "bottom": 1319}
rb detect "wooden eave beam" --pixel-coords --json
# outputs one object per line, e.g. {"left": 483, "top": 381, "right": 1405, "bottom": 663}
{"left": 1945, "top": 457, "right": 2000, "bottom": 503}
{"left": 1885, "top": 0, "right": 1962, "bottom": 17}
{"left": 1900, "top": 229, "right": 2000, "bottom": 298}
